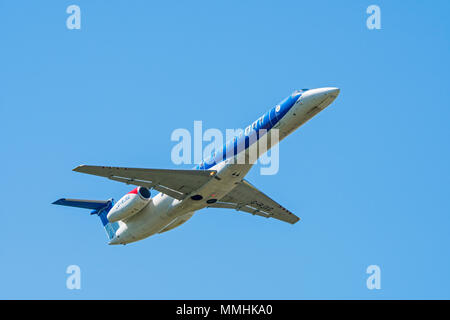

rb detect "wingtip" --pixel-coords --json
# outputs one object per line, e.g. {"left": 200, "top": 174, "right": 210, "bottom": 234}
{"left": 290, "top": 216, "right": 300, "bottom": 224}
{"left": 52, "top": 198, "right": 65, "bottom": 205}
{"left": 72, "top": 165, "right": 86, "bottom": 172}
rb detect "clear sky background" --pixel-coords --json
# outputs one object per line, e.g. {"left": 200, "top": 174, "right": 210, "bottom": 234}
{"left": 1, "top": 0, "right": 449, "bottom": 299}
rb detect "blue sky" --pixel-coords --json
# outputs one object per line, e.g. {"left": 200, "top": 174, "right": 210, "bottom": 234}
{"left": 1, "top": 0, "right": 449, "bottom": 299}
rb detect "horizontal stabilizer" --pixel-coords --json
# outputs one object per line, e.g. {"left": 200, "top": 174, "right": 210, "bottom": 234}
{"left": 52, "top": 198, "right": 110, "bottom": 211}
{"left": 52, "top": 198, "right": 118, "bottom": 241}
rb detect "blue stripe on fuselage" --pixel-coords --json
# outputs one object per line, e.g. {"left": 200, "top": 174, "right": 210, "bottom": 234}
{"left": 195, "top": 91, "right": 303, "bottom": 170}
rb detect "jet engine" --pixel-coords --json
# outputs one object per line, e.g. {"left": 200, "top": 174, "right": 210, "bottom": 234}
{"left": 107, "top": 187, "right": 151, "bottom": 222}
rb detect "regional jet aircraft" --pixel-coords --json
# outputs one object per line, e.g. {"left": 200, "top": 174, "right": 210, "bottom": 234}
{"left": 53, "top": 87, "right": 340, "bottom": 244}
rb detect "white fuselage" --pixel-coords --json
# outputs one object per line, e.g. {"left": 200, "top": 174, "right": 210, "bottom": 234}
{"left": 109, "top": 87, "right": 339, "bottom": 245}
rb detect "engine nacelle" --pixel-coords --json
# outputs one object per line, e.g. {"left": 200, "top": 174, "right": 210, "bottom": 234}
{"left": 107, "top": 187, "right": 151, "bottom": 222}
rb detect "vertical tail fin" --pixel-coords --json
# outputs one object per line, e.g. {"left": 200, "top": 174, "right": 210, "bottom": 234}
{"left": 52, "top": 198, "right": 119, "bottom": 241}
{"left": 94, "top": 201, "right": 120, "bottom": 240}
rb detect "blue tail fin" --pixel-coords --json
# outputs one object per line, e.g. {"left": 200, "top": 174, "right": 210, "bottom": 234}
{"left": 52, "top": 198, "right": 119, "bottom": 241}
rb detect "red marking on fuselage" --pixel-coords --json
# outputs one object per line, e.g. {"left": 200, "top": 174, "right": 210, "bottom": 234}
{"left": 128, "top": 187, "right": 138, "bottom": 195}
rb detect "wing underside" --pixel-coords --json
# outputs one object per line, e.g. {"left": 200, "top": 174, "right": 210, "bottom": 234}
{"left": 209, "top": 180, "right": 300, "bottom": 224}
{"left": 72, "top": 165, "right": 299, "bottom": 224}
{"left": 73, "top": 165, "right": 216, "bottom": 200}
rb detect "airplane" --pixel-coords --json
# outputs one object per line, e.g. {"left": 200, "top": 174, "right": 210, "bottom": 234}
{"left": 53, "top": 87, "right": 340, "bottom": 245}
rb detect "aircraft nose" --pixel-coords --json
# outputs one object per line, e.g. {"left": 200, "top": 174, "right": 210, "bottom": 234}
{"left": 324, "top": 87, "right": 340, "bottom": 97}
{"left": 300, "top": 87, "right": 340, "bottom": 108}
{"left": 310, "top": 87, "right": 340, "bottom": 98}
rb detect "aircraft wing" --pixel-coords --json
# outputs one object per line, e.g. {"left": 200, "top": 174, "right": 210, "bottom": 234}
{"left": 73, "top": 165, "right": 217, "bottom": 200}
{"left": 208, "top": 180, "right": 300, "bottom": 224}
